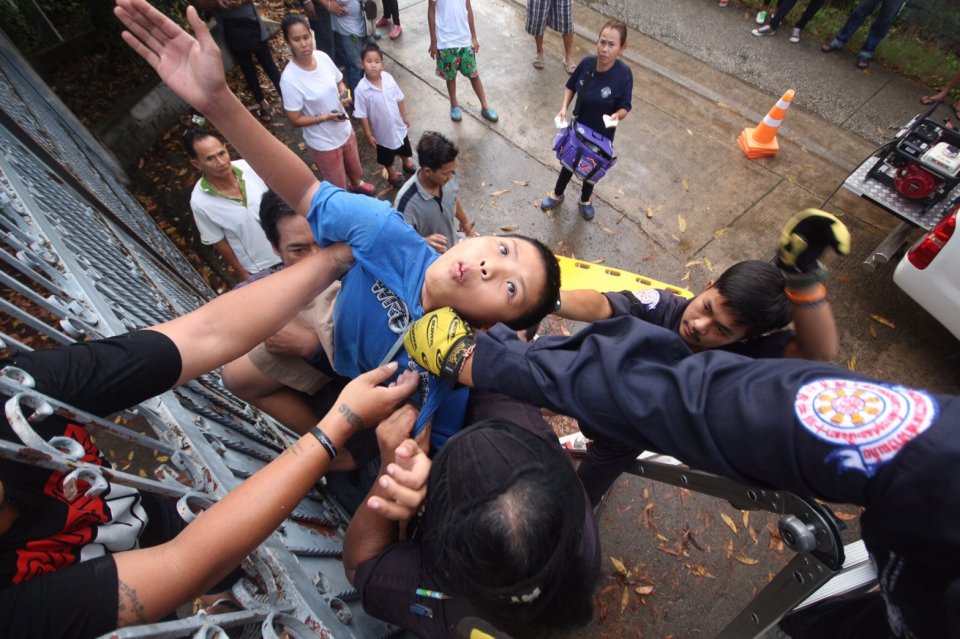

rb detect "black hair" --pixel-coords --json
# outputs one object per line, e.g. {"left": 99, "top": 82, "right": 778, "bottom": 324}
{"left": 258, "top": 190, "right": 298, "bottom": 249}
{"left": 713, "top": 260, "right": 790, "bottom": 337}
{"left": 182, "top": 127, "right": 221, "bottom": 159}
{"left": 416, "top": 131, "right": 459, "bottom": 171}
{"left": 361, "top": 41, "right": 382, "bottom": 62}
{"left": 280, "top": 13, "right": 310, "bottom": 41}
{"left": 499, "top": 235, "right": 561, "bottom": 332}
{"left": 422, "top": 419, "right": 597, "bottom": 633}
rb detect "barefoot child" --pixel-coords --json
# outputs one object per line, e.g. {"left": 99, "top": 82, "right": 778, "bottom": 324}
{"left": 353, "top": 42, "right": 416, "bottom": 190}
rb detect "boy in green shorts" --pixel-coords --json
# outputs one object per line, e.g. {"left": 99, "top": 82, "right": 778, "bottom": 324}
{"left": 427, "top": 0, "right": 499, "bottom": 123}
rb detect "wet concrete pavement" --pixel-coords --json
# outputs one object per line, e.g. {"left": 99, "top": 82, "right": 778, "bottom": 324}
{"left": 348, "top": 0, "right": 959, "bottom": 635}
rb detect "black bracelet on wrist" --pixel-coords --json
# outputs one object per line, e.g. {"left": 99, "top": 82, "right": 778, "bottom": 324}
{"left": 309, "top": 426, "right": 338, "bottom": 460}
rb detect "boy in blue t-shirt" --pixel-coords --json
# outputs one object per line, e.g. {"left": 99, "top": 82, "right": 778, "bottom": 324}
{"left": 116, "top": 1, "right": 561, "bottom": 450}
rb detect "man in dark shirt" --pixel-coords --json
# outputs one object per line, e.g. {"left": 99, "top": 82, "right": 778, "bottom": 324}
{"left": 555, "top": 210, "right": 845, "bottom": 503}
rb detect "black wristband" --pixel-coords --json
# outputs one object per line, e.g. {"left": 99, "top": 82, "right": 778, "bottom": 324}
{"left": 309, "top": 427, "right": 338, "bottom": 460}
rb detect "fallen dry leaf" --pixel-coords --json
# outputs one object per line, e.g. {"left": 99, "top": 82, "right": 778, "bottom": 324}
{"left": 704, "top": 257, "right": 714, "bottom": 273}
{"left": 646, "top": 206, "right": 654, "bottom": 219}
{"left": 686, "top": 128, "right": 693, "bottom": 136}
{"left": 721, "top": 512, "right": 738, "bottom": 535}
{"left": 848, "top": 356, "right": 857, "bottom": 372}
{"left": 678, "top": 215, "right": 687, "bottom": 233}
{"left": 601, "top": 226, "right": 613, "bottom": 234}
{"left": 869, "top": 324, "right": 878, "bottom": 338}
{"left": 688, "top": 565, "right": 716, "bottom": 579}
{"left": 657, "top": 545, "right": 681, "bottom": 557}
{"left": 685, "top": 260, "right": 702, "bottom": 268}
{"left": 500, "top": 225, "right": 519, "bottom": 232}
{"left": 634, "top": 585, "right": 654, "bottom": 595}
{"left": 681, "top": 178, "right": 689, "bottom": 191}
{"left": 748, "top": 526, "right": 759, "bottom": 544}
{"left": 621, "top": 587, "right": 629, "bottom": 614}
{"left": 742, "top": 511, "right": 749, "bottom": 528}
{"left": 490, "top": 188, "right": 510, "bottom": 196}
{"left": 591, "top": 258, "right": 606, "bottom": 264}
{"left": 736, "top": 554, "right": 759, "bottom": 566}
{"left": 726, "top": 539, "right": 734, "bottom": 559}
{"left": 610, "top": 556, "right": 628, "bottom": 577}
{"left": 870, "top": 314, "right": 896, "bottom": 329}
{"left": 713, "top": 228, "right": 726, "bottom": 239}
{"left": 833, "top": 510, "right": 859, "bottom": 522}
{"left": 600, "top": 585, "right": 619, "bottom": 597}
{"left": 511, "top": 179, "right": 529, "bottom": 186}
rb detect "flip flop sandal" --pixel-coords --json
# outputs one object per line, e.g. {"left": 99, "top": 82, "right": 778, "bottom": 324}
{"left": 533, "top": 54, "right": 544, "bottom": 69}
{"left": 565, "top": 60, "right": 578, "bottom": 74}
{"left": 919, "top": 95, "right": 943, "bottom": 105}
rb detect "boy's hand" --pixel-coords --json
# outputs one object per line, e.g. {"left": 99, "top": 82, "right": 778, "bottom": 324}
{"left": 459, "top": 220, "right": 474, "bottom": 237}
{"left": 366, "top": 134, "right": 377, "bottom": 147}
{"left": 428, "top": 42, "right": 438, "bottom": 59}
{"left": 403, "top": 307, "right": 474, "bottom": 387}
{"left": 471, "top": 37, "right": 480, "bottom": 53}
{"left": 425, "top": 233, "right": 448, "bottom": 253}
{"left": 777, "top": 209, "right": 850, "bottom": 275}
{"left": 366, "top": 439, "right": 430, "bottom": 521}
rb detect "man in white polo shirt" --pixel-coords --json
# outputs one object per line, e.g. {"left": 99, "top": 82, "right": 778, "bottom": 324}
{"left": 186, "top": 128, "right": 281, "bottom": 282}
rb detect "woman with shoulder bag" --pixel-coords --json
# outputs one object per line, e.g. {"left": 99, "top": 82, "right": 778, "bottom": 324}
{"left": 541, "top": 20, "right": 632, "bottom": 221}
{"left": 200, "top": 0, "right": 283, "bottom": 122}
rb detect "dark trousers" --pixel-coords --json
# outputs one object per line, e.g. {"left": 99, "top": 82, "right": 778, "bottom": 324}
{"left": 554, "top": 167, "right": 595, "bottom": 203}
{"left": 769, "top": 0, "right": 825, "bottom": 30}
{"left": 227, "top": 41, "right": 282, "bottom": 103}
{"left": 381, "top": 0, "right": 400, "bottom": 23}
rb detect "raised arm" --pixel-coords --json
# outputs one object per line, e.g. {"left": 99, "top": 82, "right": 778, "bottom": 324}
{"left": 152, "top": 244, "right": 353, "bottom": 385}
{"left": 114, "top": 0, "right": 318, "bottom": 215}
{"left": 112, "top": 363, "right": 418, "bottom": 627}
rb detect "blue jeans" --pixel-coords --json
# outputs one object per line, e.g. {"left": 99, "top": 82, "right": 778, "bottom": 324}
{"left": 831, "top": 0, "right": 907, "bottom": 59}
{"left": 334, "top": 31, "right": 366, "bottom": 91}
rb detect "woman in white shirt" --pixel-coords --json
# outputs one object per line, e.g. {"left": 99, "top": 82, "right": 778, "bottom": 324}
{"left": 280, "top": 14, "right": 375, "bottom": 194}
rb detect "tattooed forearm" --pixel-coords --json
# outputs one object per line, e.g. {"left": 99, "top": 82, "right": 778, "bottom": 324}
{"left": 116, "top": 579, "right": 148, "bottom": 626}
{"left": 338, "top": 403, "right": 366, "bottom": 430}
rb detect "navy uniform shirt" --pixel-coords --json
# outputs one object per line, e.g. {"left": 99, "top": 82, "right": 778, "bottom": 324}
{"left": 471, "top": 318, "right": 960, "bottom": 638}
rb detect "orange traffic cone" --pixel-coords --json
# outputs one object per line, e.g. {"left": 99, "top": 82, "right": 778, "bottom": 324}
{"left": 738, "top": 89, "right": 794, "bottom": 159}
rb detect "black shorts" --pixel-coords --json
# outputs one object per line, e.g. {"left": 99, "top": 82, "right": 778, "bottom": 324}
{"left": 376, "top": 136, "right": 412, "bottom": 167}
{"left": 0, "top": 555, "right": 119, "bottom": 638}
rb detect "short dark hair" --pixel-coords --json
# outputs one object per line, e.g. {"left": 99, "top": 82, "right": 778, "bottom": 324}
{"left": 713, "top": 260, "right": 790, "bottom": 337}
{"left": 258, "top": 190, "right": 298, "bottom": 249}
{"left": 423, "top": 419, "right": 597, "bottom": 633}
{"left": 361, "top": 41, "right": 382, "bottom": 62}
{"left": 280, "top": 13, "right": 310, "bottom": 41}
{"left": 416, "top": 131, "right": 458, "bottom": 171}
{"left": 183, "top": 127, "right": 221, "bottom": 159}
{"left": 499, "top": 235, "right": 561, "bottom": 332}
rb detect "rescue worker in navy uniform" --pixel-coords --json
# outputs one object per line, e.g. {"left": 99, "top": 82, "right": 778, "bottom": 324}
{"left": 404, "top": 212, "right": 960, "bottom": 638}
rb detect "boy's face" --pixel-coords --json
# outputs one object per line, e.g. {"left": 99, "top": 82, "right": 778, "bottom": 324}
{"left": 422, "top": 236, "right": 546, "bottom": 328}
{"left": 679, "top": 287, "right": 748, "bottom": 350}
{"left": 362, "top": 51, "right": 383, "bottom": 78}
{"left": 274, "top": 215, "right": 320, "bottom": 267}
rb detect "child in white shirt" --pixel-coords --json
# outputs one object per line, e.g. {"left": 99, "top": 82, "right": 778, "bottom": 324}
{"left": 353, "top": 42, "right": 416, "bottom": 189}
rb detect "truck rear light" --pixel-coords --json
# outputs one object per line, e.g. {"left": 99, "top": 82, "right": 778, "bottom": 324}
{"left": 907, "top": 207, "right": 957, "bottom": 270}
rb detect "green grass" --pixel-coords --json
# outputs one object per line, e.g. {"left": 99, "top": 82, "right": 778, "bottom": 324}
{"left": 742, "top": 0, "right": 960, "bottom": 95}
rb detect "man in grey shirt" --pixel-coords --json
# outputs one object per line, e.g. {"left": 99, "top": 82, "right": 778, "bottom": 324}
{"left": 394, "top": 132, "right": 473, "bottom": 253}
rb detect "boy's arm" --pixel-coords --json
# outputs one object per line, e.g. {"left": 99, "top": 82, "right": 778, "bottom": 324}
{"left": 466, "top": 0, "right": 479, "bottom": 52}
{"left": 454, "top": 199, "right": 473, "bottom": 237}
{"left": 359, "top": 118, "right": 376, "bottom": 147}
{"left": 556, "top": 290, "right": 614, "bottom": 322}
{"left": 427, "top": 0, "right": 438, "bottom": 58}
{"left": 116, "top": 0, "right": 319, "bottom": 216}
{"left": 397, "top": 100, "right": 411, "bottom": 128}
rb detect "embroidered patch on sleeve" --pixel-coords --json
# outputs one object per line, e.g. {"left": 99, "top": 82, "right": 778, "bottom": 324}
{"left": 795, "top": 379, "right": 937, "bottom": 476}
{"left": 629, "top": 289, "right": 661, "bottom": 309}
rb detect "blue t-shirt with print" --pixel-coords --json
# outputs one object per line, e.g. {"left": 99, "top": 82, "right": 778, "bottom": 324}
{"left": 566, "top": 56, "right": 633, "bottom": 142}
{"left": 308, "top": 182, "right": 468, "bottom": 449}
